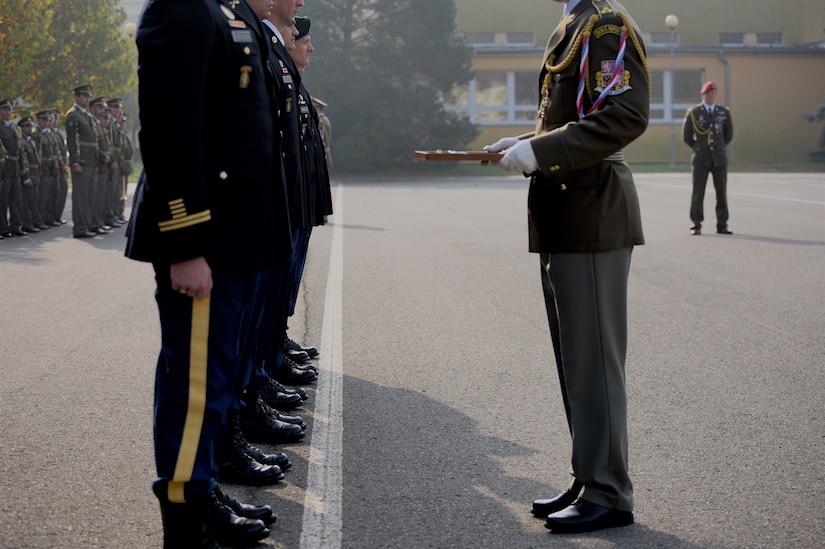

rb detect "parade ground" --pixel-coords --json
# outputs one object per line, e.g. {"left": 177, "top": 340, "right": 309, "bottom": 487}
{"left": 1, "top": 172, "right": 823, "bottom": 548}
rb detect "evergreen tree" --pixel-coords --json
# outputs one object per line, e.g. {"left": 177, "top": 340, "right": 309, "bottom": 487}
{"left": 302, "top": 0, "right": 478, "bottom": 173}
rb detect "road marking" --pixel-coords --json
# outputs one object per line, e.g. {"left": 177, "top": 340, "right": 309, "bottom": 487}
{"left": 300, "top": 183, "right": 344, "bottom": 549}
{"left": 638, "top": 180, "right": 825, "bottom": 206}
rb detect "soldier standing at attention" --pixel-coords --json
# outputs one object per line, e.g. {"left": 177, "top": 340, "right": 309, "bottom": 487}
{"left": 18, "top": 115, "right": 41, "bottom": 234}
{"left": 65, "top": 85, "right": 100, "bottom": 238}
{"left": 126, "top": 0, "right": 292, "bottom": 544}
{"left": 33, "top": 111, "right": 58, "bottom": 231}
{"left": 0, "top": 98, "right": 30, "bottom": 237}
{"left": 484, "top": 0, "right": 650, "bottom": 534}
{"left": 50, "top": 109, "right": 70, "bottom": 226}
{"left": 89, "top": 96, "right": 114, "bottom": 234}
{"left": 107, "top": 98, "right": 130, "bottom": 224}
{"left": 683, "top": 81, "right": 734, "bottom": 235}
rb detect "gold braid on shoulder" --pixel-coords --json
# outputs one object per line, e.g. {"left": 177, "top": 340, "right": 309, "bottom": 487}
{"left": 541, "top": 15, "right": 600, "bottom": 98}
{"left": 688, "top": 109, "right": 712, "bottom": 143}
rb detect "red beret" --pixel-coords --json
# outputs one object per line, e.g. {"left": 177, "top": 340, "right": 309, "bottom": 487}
{"left": 701, "top": 81, "right": 717, "bottom": 94}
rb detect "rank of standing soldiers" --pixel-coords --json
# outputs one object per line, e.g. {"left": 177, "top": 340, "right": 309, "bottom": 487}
{"left": 0, "top": 86, "right": 135, "bottom": 241}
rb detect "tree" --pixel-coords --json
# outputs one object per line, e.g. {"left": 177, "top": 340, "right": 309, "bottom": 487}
{"left": 0, "top": 0, "right": 136, "bottom": 116}
{"left": 301, "top": 0, "right": 478, "bottom": 173}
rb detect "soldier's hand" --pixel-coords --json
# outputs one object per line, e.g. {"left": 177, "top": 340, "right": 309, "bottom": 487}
{"left": 111, "top": 162, "right": 119, "bottom": 172}
{"left": 483, "top": 137, "right": 519, "bottom": 154}
{"left": 72, "top": 164, "right": 83, "bottom": 173}
{"left": 499, "top": 138, "right": 539, "bottom": 174}
{"left": 170, "top": 257, "right": 213, "bottom": 300}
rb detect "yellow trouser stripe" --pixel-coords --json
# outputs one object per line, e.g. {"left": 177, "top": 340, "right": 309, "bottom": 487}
{"left": 167, "top": 296, "right": 211, "bottom": 503}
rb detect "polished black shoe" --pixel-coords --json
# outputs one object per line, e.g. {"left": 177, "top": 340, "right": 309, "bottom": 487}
{"left": 208, "top": 491, "right": 270, "bottom": 547}
{"left": 285, "top": 336, "right": 319, "bottom": 358}
{"left": 239, "top": 397, "right": 306, "bottom": 443}
{"left": 227, "top": 408, "right": 292, "bottom": 470}
{"left": 243, "top": 442, "right": 292, "bottom": 471}
{"left": 260, "top": 378, "right": 304, "bottom": 410}
{"left": 268, "top": 379, "right": 308, "bottom": 401}
{"left": 545, "top": 500, "right": 633, "bottom": 534}
{"left": 214, "top": 484, "right": 276, "bottom": 526}
{"left": 274, "top": 362, "right": 318, "bottom": 385}
{"left": 217, "top": 449, "right": 284, "bottom": 486}
{"left": 717, "top": 226, "right": 733, "bottom": 235}
{"left": 157, "top": 499, "right": 220, "bottom": 549}
{"left": 47, "top": 220, "right": 62, "bottom": 227}
{"left": 12, "top": 229, "right": 27, "bottom": 236}
{"left": 22, "top": 226, "right": 39, "bottom": 233}
{"left": 37, "top": 223, "right": 51, "bottom": 230}
{"left": 286, "top": 347, "right": 310, "bottom": 363}
{"left": 690, "top": 225, "right": 701, "bottom": 235}
{"left": 74, "top": 230, "right": 97, "bottom": 238}
{"left": 532, "top": 480, "right": 583, "bottom": 518}
{"left": 1, "top": 231, "right": 13, "bottom": 238}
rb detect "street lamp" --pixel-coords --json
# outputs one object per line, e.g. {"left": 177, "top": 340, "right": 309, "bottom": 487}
{"left": 666, "top": 14, "right": 679, "bottom": 167}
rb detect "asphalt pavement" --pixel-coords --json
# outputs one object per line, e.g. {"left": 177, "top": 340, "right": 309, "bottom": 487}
{"left": 1, "top": 172, "right": 823, "bottom": 548}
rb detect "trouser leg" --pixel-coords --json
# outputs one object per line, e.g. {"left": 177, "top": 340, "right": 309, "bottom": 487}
{"left": 542, "top": 249, "right": 634, "bottom": 512}
{"left": 690, "top": 166, "right": 710, "bottom": 226}
{"left": 711, "top": 166, "right": 729, "bottom": 229}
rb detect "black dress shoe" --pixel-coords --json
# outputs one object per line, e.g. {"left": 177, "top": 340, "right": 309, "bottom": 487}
{"left": 274, "top": 362, "right": 318, "bottom": 385}
{"left": 208, "top": 491, "right": 270, "bottom": 547}
{"left": 243, "top": 443, "right": 292, "bottom": 471}
{"left": 545, "top": 500, "right": 633, "bottom": 534}
{"left": 22, "top": 226, "right": 39, "bottom": 233}
{"left": 226, "top": 408, "right": 292, "bottom": 470}
{"left": 1, "top": 231, "right": 12, "bottom": 238}
{"left": 37, "top": 223, "right": 50, "bottom": 230}
{"left": 74, "top": 230, "right": 97, "bottom": 238}
{"left": 12, "top": 229, "right": 27, "bottom": 236}
{"left": 268, "top": 378, "right": 308, "bottom": 401}
{"left": 285, "top": 336, "right": 319, "bottom": 358}
{"left": 48, "top": 220, "right": 62, "bottom": 227}
{"left": 717, "top": 227, "right": 733, "bottom": 235}
{"left": 260, "top": 378, "right": 304, "bottom": 410}
{"left": 286, "top": 347, "right": 310, "bottom": 362}
{"left": 532, "top": 480, "right": 583, "bottom": 518}
{"left": 93, "top": 226, "right": 109, "bottom": 234}
{"left": 214, "top": 484, "right": 277, "bottom": 526}
{"left": 690, "top": 225, "right": 701, "bottom": 235}
{"left": 217, "top": 454, "right": 283, "bottom": 486}
{"left": 239, "top": 397, "right": 306, "bottom": 443}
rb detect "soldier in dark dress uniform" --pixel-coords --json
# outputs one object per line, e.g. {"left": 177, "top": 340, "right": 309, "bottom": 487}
{"left": 89, "top": 96, "right": 114, "bottom": 234}
{"left": 484, "top": 0, "right": 650, "bottom": 534}
{"left": 683, "top": 81, "right": 734, "bottom": 235}
{"left": 0, "top": 98, "right": 29, "bottom": 237}
{"left": 125, "top": 0, "right": 292, "bottom": 545}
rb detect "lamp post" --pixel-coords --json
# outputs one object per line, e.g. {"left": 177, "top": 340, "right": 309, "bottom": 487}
{"left": 666, "top": 14, "right": 679, "bottom": 167}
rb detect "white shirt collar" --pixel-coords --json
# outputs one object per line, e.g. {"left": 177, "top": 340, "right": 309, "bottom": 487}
{"left": 263, "top": 19, "right": 285, "bottom": 44}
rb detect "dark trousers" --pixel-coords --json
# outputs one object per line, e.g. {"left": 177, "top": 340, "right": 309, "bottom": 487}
{"left": 540, "top": 249, "right": 634, "bottom": 512}
{"left": 690, "top": 165, "right": 729, "bottom": 229}
{"left": 288, "top": 226, "right": 312, "bottom": 317}
{"left": 151, "top": 268, "right": 266, "bottom": 504}
{"left": 1, "top": 173, "right": 23, "bottom": 232}
{"left": 70, "top": 167, "right": 94, "bottom": 234}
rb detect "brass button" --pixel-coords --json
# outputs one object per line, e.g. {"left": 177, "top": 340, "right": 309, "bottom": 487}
{"left": 554, "top": 74, "right": 561, "bottom": 81}
{"left": 560, "top": 183, "right": 567, "bottom": 191}
{"left": 244, "top": 47, "right": 251, "bottom": 55}
{"left": 219, "top": 171, "right": 228, "bottom": 180}
{"left": 550, "top": 165, "right": 560, "bottom": 172}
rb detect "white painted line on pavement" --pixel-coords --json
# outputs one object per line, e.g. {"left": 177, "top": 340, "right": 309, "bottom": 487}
{"left": 300, "top": 183, "right": 344, "bottom": 549}
{"left": 638, "top": 180, "right": 825, "bottom": 206}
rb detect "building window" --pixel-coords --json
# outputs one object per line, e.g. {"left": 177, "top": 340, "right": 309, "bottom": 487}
{"left": 756, "top": 32, "right": 782, "bottom": 46}
{"left": 466, "top": 32, "right": 495, "bottom": 46}
{"left": 719, "top": 32, "right": 745, "bottom": 47}
{"left": 445, "top": 70, "right": 538, "bottom": 126}
{"left": 650, "top": 68, "right": 705, "bottom": 124}
{"left": 506, "top": 32, "right": 534, "bottom": 46}
{"left": 649, "top": 31, "right": 678, "bottom": 47}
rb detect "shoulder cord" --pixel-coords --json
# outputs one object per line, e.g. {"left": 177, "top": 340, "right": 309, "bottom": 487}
{"left": 541, "top": 11, "right": 651, "bottom": 121}
{"left": 688, "top": 109, "right": 712, "bottom": 143}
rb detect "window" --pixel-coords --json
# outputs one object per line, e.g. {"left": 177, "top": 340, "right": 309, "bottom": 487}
{"left": 649, "top": 31, "right": 678, "bottom": 47}
{"left": 756, "top": 32, "right": 782, "bottom": 46}
{"left": 466, "top": 32, "right": 495, "bottom": 46}
{"left": 649, "top": 68, "right": 704, "bottom": 124}
{"left": 506, "top": 32, "right": 534, "bottom": 46}
{"left": 445, "top": 71, "right": 539, "bottom": 126}
{"left": 719, "top": 32, "right": 745, "bottom": 47}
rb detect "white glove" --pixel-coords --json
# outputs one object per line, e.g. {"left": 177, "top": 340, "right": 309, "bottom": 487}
{"left": 499, "top": 138, "right": 539, "bottom": 173}
{"left": 483, "top": 137, "right": 519, "bottom": 153}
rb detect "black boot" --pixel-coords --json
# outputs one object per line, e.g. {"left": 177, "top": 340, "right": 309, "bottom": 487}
{"left": 239, "top": 394, "right": 306, "bottom": 443}
{"left": 214, "top": 484, "right": 277, "bottom": 525}
{"left": 158, "top": 499, "right": 221, "bottom": 549}
{"left": 260, "top": 376, "right": 304, "bottom": 410}
{"left": 208, "top": 490, "right": 270, "bottom": 547}
{"left": 218, "top": 410, "right": 285, "bottom": 486}
{"left": 227, "top": 407, "right": 292, "bottom": 470}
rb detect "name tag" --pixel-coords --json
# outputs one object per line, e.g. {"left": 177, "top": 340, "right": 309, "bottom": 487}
{"left": 232, "top": 30, "right": 253, "bottom": 43}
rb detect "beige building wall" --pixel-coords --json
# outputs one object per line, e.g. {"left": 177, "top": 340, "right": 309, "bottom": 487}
{"left": 457, "top": 0, "right": 825, "bottom": 164}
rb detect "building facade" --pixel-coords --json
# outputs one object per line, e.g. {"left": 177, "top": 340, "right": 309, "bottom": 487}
{"left": 451, "top": 0, "right": 825, "bottom": 164}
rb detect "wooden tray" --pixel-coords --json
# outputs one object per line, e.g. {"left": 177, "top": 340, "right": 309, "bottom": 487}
{"left": 414, "top": 150, "right": 503, "bottom": 161}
